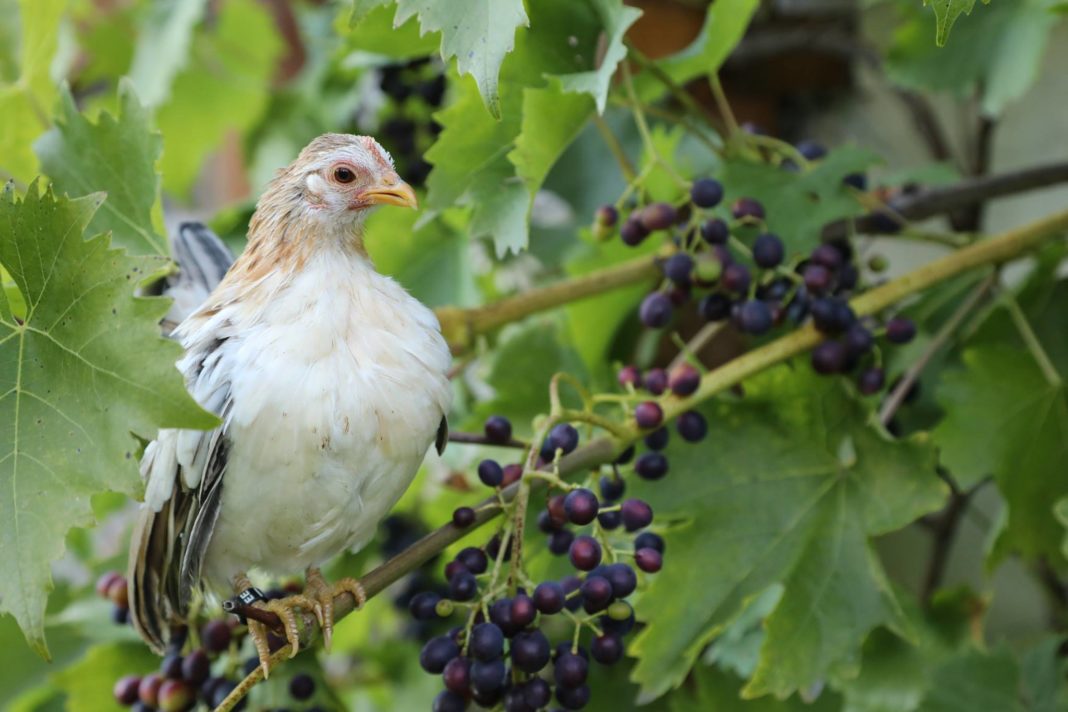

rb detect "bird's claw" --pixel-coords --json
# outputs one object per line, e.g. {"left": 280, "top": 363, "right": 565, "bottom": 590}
{"left": 304, "top": 568, "right": 366, "bottom": 652}
{"left": 246, "top": 593, "right": 319, "bottom": 678}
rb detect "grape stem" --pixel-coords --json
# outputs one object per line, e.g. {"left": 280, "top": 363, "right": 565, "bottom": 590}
{"left": 213, "top": 208, "right": 1068, "bottom": 712}
{"left": 1003, "top": 292, "right": 1063, "bottom": 386}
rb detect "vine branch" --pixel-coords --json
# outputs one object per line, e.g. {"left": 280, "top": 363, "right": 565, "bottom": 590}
{"left": 215, "top": 207, "right": 1068, "bottom": 712}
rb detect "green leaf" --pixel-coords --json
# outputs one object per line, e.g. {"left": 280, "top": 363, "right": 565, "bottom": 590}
{"left": 671, "top": 663, "right": 842, "bottom": 711}
{"left": 924, "top": 0, "right": 979, "bottom": 46}
{"left": 0, "top": 183, "right": 217, "bottom": 657}
{"left": 721, "top": 146, "right": 879, "bottom": 254}
{"left": 155, "top": 0, "right": 283, "bottom": 196}
{"left": 342, "top": 3, "right": 440, "bottom": 59}
{"left": 53, "top": 642, "right": 157, "bottom": 712}
{"left": 394, "top": 0, "right": 528, "bottom": 117}
{"left": 890, "top": 0, "right": 1055, "bottom": 115}
{"left": 349, "top": 0, "right": 392, "bottom": 25}
{"left": 915, "top": 648, "right": 1022, "bottom": 712}
{"left": 1019, "top": 637, "right": 1068, "bottom": 712}
{"left": 554, "top": 0, "right": 642, "bottom": 113}
{"left": 628, "top": 367, "right": 945, "bottom": 701}
{"left": 35, "top": 83, "right": 167, "bottom": 256}
{"left": 0, "top": 0, "right": 65, "bottom": 183}
{"left": 126, "top": 0, "right": 207, "bottom": 107}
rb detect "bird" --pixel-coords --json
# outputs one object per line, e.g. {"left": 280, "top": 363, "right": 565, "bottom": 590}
{"left": 127, "top": 133, "right": 452, "bottom": 675}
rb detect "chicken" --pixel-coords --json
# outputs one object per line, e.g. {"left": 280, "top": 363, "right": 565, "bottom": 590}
{"left": 127, "top": 134, "right": 452, "bottom": 675}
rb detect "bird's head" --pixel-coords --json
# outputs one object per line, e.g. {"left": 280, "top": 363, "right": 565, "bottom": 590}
{"left": 297, "top": 133, "right": 416, "bottom": 217}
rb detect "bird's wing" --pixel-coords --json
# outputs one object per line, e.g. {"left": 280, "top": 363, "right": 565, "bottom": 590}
{"left": 128, "top": 326, "right": 233, "bottom": 653}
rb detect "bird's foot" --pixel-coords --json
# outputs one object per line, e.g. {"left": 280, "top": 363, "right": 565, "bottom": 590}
{"left": 303, "top": 567, "right": 366, "bottom": 652}
{"left": 233, "top": 575, "right": 320, "bottom": 679}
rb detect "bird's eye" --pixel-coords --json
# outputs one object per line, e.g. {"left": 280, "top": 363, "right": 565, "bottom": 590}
{"left": 334, "top": 166, "right": 356, "bottom": 184}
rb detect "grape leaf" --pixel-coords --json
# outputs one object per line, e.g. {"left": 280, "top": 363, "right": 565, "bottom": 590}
{"left": 349, "top": 0, "right": 393, "bottom": 25}
{"left": 628, "top": 367, "right": 945, "bottom": 701}
{"left": 554, "top": 0, "right": 642, "bottom": 113}
{"left": 52, "top": 642, "right": 157, "bottom": 712}
{"left": 35, "top": 83, "right": 167, "bottom": 256}
{"left": 671, "top": 664, "right": 842, "bottom": 712}
{"left": 933, "top": 264, "right": 1068, "bottom": 561}
{"left": 721, "top": 147, "right": 880, "bottom": 254}
{"left": 0, "top": 184, "right": 217, "bottom": 657}
{"left": 915, "top": 648, "right": 1022, "bottom": 712}
{"left": 342, "top": 3, "right": 440, "bottom": 60}
{"left": 155, "top": 0, "right": 283, "bottom": 196}
{"left": 126, "top": 0, "right": 207, "bottom": 107}
{"left": 0, "top": 0, "right": 65, "bottom": 183}
{"left": 924, "top": 0, "right": 979, "bottom": 46}
{"left": 393, "top": 0, "right": 528, "bottom": 117}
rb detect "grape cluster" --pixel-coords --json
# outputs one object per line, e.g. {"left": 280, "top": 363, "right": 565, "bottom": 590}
{"left": 424, "top": 417, "right": 664, "bottom": 710}
{"left": 373, "top": 57, "right": 446, "bottom": 186}
{"left": 597, "top": 162, "right": 916, "bottom": 395}
{"left": 101, "top": 569, "right": 326, "bottom": 711}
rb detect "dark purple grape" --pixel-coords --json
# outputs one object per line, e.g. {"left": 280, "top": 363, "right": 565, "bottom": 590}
{"left": 548, "top": 529, "right": 575, "bottom": 555}
{"left": 640, "top": 202, "right": 677, "bottom": 230}
{"left": 676, "top": 410, "right": 707, "bottom": 442}
{"left": 699, "top": 293, "right": 732, "bottom": 321}
{"left": 845, "top": 325, "right": 873, "bottom": 355}
{"left": 160, "top": 653, "right": 183, "bottom": 679}
{"left": 885, "top": 317, "right": 916, "bottom": 344}
{"left": 547, "top": 495, "right": 567, "bottom": 526}
{"left": 635, "top": 548, "right": 663, "bottom": 573}
{"left": 634, "top": 401, "right": 663, "bottom": 429}
{"left": 599, "top": 474, "right": 625, "bottom": 501}
{"left": 622, "top": 499, "right": 654, "bottom": 531}
{"left": 580, "top": 576, "right": 614, "bottom": 613}
{"left": 487, "top": 414, "right": 514, "bottom": 441}
{"left": 642, "top": 368, "right": 668, "bottom": 395}
{"left": 569, "top": 536, "right": 602, "bottom": 571}
{"left": 549, "top": 424, "right": 580, "bottom": 455}
{"left": 643, "top": 427, "right": 669, "bottom": 451}
{"left": 737, "top": 300, "right": 772, "bottom": 334}
{"left": 409, "top": 591, "right": 442, "bottom": 621}
{"left": 443, "top": 656, "right": 471, "bottom": 694}
{"left": 537, "top": 509, "right": 560, "bottom": 534}
{"left": 502, "top": 464, "right": 522, "bottom": 486}
{"left": 485, "top": 533, "right": 511, "bottom": 562}
{"left": 564, "top": 489, "right": 599, "bottom": 525}
{"left": 458, "top": 547, "right": 489, "bottom": 574}
{"left": 721, "top": 263, "right": 751, "bottom": 294}
{"left": 803, "top": 264, "right": 832, "bottom": 294}
{"left": 114, "top": 676, "right": 141, "bottom": 706}
{"left": 731, "top": 197, "right": 765, "bottom": 220}
{"left": 595, "top": 204, "right": 618, "bottom": 228}
{"left": 533, "top": 581, "right": 565, "bottom": 614}
{"left": 452, "top": 507, "right": 476, "bottom": 528}
{"left": 591, "top": 633, "right": 625, "bottom": 664}
{"left": 639, "top": 292, "right": 673, "bottom": 328}
{"left": 511, "top": 629, "right": 551, "bottom": 672}
{"left": 796, "top": 140, "right": 827, "bottom": 160}
{"left": 615, "top": 445, "right": 636, "bottom": 465}
{"left": 469, "top": 623, "right": 505, "bottom": 661}
{"left": 598, "top": 509, "right": 622, "bottom": 529}
{"left": 112, "top": 604, "right": 130, "bottom": 625}
{"left": 810, "top": 297, "right": 855, "bottom": 334}
{"left": 289, "top": 673, "right": 315, "bottom": 701}
{"left": 138, "top": 674, "right": 163, "bottom": 707}
{"left": 557, "top": 684, "right": 591, "bottom": 710}
{"left": 668, "top": 363, "right": 700, "bottom": 396}
{"left": 560, "top": 576, "right": 583, "bottom": 612}
{"left": 470, "top": 659, "right": 507, "bottom": 693}
{"left": 157, "top": 679, "right": 193, "bottom": 712}
{"left": 811, "top": 243, "right": 844, "bottom": 270}
{"left": 421, "top": 636, "right": 461, "bottom": 673}
{"left": 620, "top": 218, "right": 649, "bottom": 246}
{"left": 662, "top": 253, "right": 694, "bottom": 285}
{"left": 445, "top": 560, "right": 467, "bottom": 582}
{"left": 838, "top": 264, "right": 859, "bottom": 290}
{"left": 752, "top": 233, "right": 784, "bottom": 268}
{"left": 700, "top": 217, "right": 730, "bottom": 244}
{"left": 811, "top": 340, "right": 849, "bottom": 374}
{"left": 843, "top": 172, "right": 867, "bottom": 190}
{"left": 181, "top": 649, "right": 210, "bottom": 686}
{"left": 433, "top": 690, "right": 468, "bottom": 712}
{"left": 523, "top": 678, "right": 552, "bottom": 708}
{"left": 554, "top": 652, "right": 589, "bottom": 688}
{"left": 691, "top": 178, "right": 724, "bottom": 208}
{"left": 604, "top": 562, "right": 638, "bottom": 598}
{"left": 478, "top": 459, "right": 504, "bottom": 487}
{"left": 635, "top": 452, "right": 668, "bottom": 480}
{"left": 449, "top": 570, "right": 478, "bottom": 601}
{"left": 510, "top": 594, "right": 536, "bottom": 628}
{"left": 634, "top": 531, "right": 665, "bottom": 554}
{"left": 858, "top": 367, "right": 886, "bottom": 395}
{"left": 489, "top": 598, "right": 521, "bottom": 637}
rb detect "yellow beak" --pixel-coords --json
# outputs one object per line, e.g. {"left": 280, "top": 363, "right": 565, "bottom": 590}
{"left": 361, "top": 179, "right": 418, "bottom": 209}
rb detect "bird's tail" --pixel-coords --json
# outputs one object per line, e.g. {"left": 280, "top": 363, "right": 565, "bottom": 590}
{"left": 127, "top": 496, "right": 185, "bottom": 654}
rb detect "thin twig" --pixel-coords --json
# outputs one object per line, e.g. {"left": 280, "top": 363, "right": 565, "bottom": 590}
{"left": 592, "top": 113, "right": 637, "bottom": 183}
{"left": 447, "top": 431, "right": 529, "bottom": 449}
{"left": 878, "top": 273, "right": 998, "bottom": 426}
{"left": 1004, "top": 293, "right": 1062, "bottom": 386}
